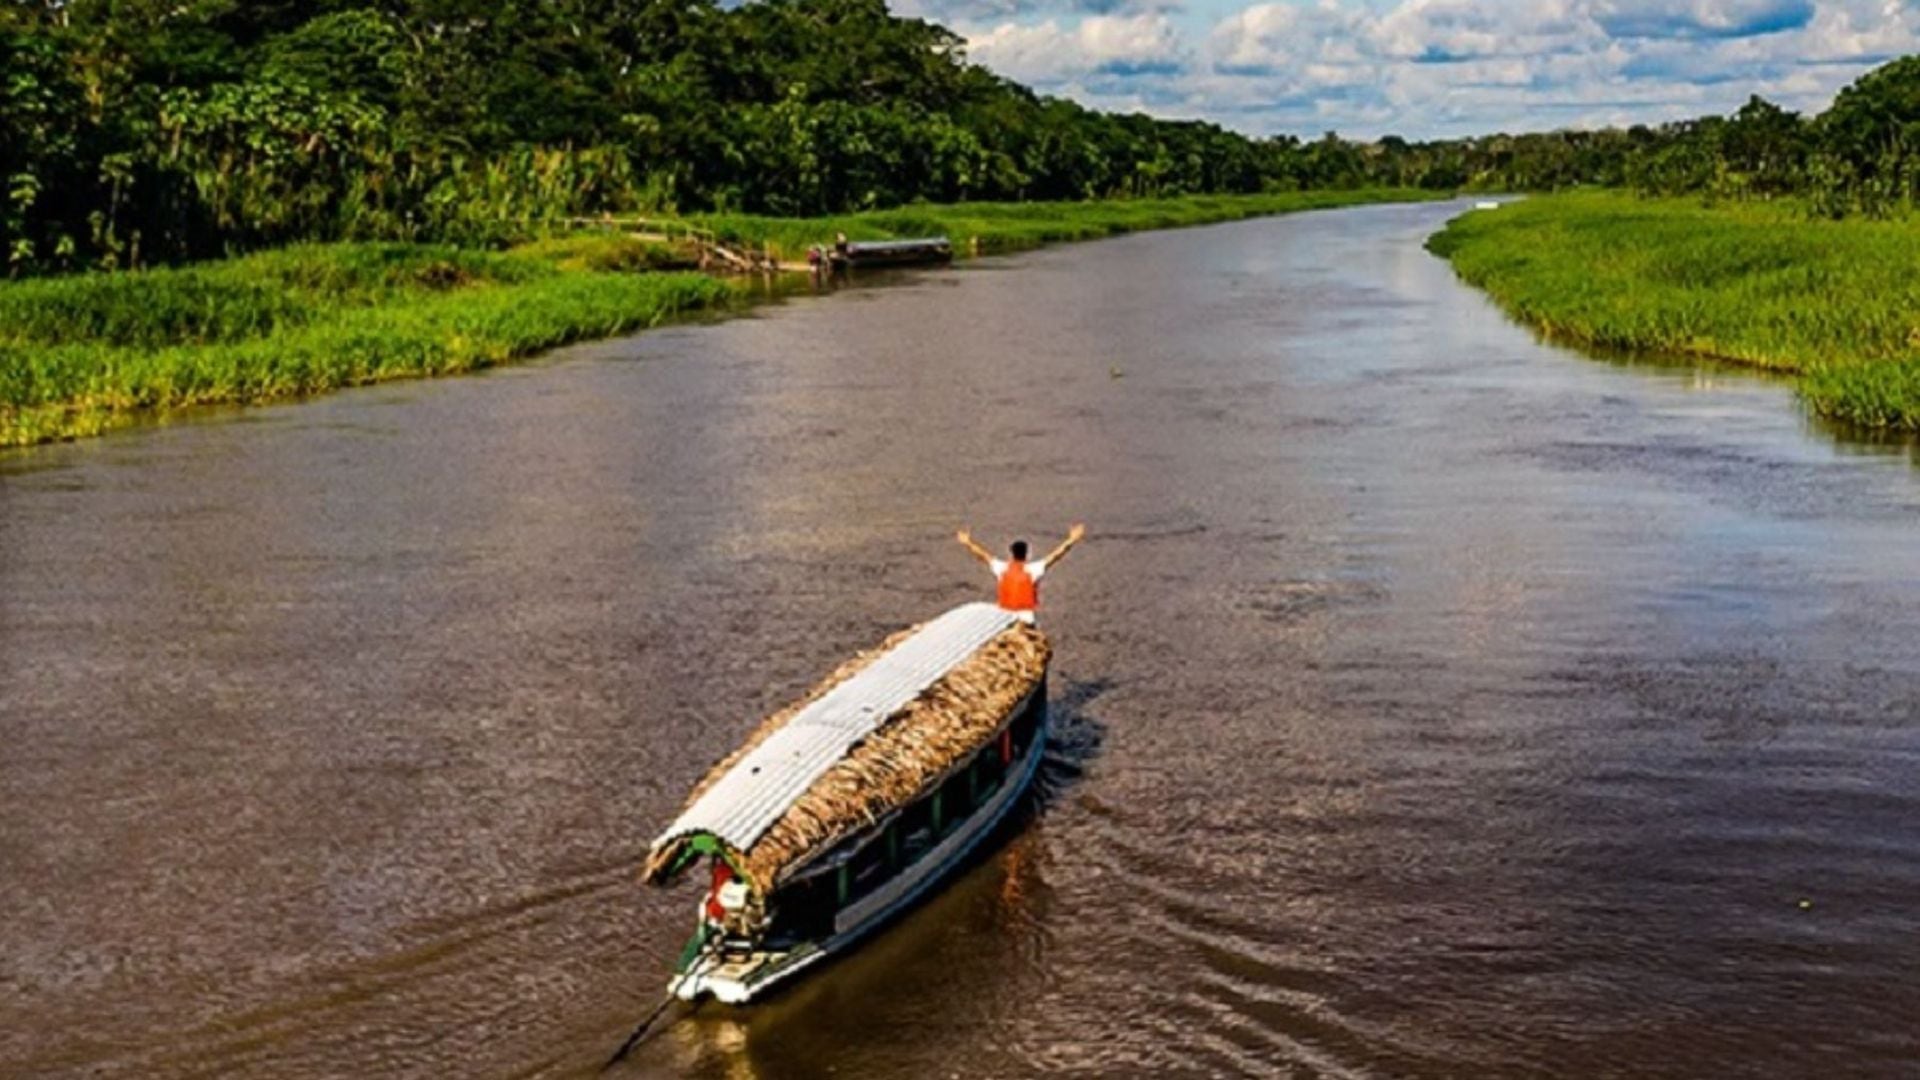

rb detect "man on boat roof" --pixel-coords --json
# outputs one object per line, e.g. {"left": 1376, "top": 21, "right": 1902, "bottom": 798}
{"left": 955, "top": 524, "right": 1086, "bottom": 623}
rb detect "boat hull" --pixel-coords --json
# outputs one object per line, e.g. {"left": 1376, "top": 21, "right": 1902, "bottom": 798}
{"left": 674, "top": 699, "right": 1048, "bottom": 1004}
{"left": 828, "top": 238, "right": 954, "bottom": 269}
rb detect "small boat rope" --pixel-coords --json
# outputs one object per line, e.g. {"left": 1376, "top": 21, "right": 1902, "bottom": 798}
{"left": 602, "top": 932, "right": 726, "bottom": 1071}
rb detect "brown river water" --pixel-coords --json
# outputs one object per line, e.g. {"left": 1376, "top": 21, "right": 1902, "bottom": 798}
{"left": 5, "top": 200, "right": 1920, "bottom": 1079}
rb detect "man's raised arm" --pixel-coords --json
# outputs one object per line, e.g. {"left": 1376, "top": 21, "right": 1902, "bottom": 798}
{"left": 1042, "top": 523, "right": 1087, "bottom": 567}
{"left": 956, "top": 528, "right": 996, "bottom": 566}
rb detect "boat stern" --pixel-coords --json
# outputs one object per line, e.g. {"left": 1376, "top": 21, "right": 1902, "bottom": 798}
{"left": 673, "top": 939, "right": 822, "bottom": 1004}
{"left": 674, "top": 953, "right": 754, "bottom": 1004}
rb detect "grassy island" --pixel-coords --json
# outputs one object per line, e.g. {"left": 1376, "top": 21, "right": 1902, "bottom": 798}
{"left": 1427, "top": 193, "right": 1920, "bottom": 431}
{"left": 0, "top": 189, "right": 1436, "bottom": 448}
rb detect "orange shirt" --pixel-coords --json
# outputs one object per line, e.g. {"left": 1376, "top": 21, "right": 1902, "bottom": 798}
{"left": 998, "top": 560, "right": 1037, "bottom": 610}
{"left": 990, "top": 557, "right": 1048, "bottom": 618}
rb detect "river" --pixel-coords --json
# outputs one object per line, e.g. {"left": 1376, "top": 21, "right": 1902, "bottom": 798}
{"left": 4, "top": 199, "right": 1919, "bottom": 1079}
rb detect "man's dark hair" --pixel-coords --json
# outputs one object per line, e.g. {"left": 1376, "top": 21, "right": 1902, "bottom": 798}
{"left": 1010, "top": 540, "right": 1029, "bottom": 560}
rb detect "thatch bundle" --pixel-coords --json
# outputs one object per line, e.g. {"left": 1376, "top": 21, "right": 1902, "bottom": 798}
{"left": 645, "top": 620, "right": 1050, "bottom": 895}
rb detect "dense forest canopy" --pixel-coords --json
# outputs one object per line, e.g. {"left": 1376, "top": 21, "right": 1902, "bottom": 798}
{"left": 5, "top": 1, "right": 1920, "bottom": 273}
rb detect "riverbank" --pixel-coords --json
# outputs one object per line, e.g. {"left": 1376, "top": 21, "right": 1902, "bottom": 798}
{"left": 0, "top": 189, "right": 1441, "bottom": 448}
{"left": 696, "top": 189, "right": 1443, "bottom": 259}
{"left": 0, "top": 240, "right": 732, "bottom": 447}
{"left": 1426, "top": 192, "right": 1920, "bottom": 430}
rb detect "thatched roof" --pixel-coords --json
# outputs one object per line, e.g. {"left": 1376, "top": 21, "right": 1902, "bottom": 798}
{"left": 644, "top": 616, "right": 1050, "bottom": 895}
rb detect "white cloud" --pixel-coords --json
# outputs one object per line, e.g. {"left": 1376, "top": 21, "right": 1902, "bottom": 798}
{"left": 945, "top": 0, "right": 1920, "bottom": 137}
{"left": 1209, "top": 1, "right": 1371, "bottom": 75}
{"left": 1371, "top": 0, "right": 1594, "bottom": 60}
{"left": 966, "top": 13, "right": 1188, "bottom": 83}
{"left": 1795, "top": 0, "right": 1920, "bottom": 60}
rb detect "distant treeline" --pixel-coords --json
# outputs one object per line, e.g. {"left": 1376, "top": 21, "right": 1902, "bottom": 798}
{"left": 1, "top": 0, "right": 1332, "bottom": 272}
{"left": 1360, "top": 56, "right": 1920, "bottom": 218}
{"left": 6, "top": 1, "right": 1920, "bottom": 275}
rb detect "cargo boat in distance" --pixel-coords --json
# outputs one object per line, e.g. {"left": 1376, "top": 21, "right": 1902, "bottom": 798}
{"left": 642, "top": 603, "right": 1050, "bottom": 1004}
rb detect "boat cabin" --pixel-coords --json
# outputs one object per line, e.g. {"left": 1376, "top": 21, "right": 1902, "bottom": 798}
{"left": 643, "top": 603, "right": 1051, "bottom": 1003}
{"left": 736, "top": 682, "right": 1042, "bottom": 952}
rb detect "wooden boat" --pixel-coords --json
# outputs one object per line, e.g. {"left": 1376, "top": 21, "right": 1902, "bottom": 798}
{"left": 643, "top": 603, "right": 1049, "bottom": 1004}
{"left": 830, "top": 236, "right": 954, "bottom": 269}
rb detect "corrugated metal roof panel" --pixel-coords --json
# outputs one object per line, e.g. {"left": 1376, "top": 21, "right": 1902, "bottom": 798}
{"left": 653, "top": 603, "right": 1020, "bottom": 854}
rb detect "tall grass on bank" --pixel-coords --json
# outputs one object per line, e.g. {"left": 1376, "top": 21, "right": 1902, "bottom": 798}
{"left": 698, "top": 188, "right": 1444, "bottom": 259}
{"left": 1, "top": 189, "right": 1439, "bottom": 447}
{"left": 1426, "top": 192, "right": 1920, "bottom": 430}
{"left": 0, "top": 239, "right": 730, "bottom": 445}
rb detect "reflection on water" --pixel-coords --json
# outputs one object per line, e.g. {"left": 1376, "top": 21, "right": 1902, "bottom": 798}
{"left": 5, "top": 200, "right": 1920, "bottom": 1079}
{"left": 1555, "top": 338, "right": 1920, "bottom": 465}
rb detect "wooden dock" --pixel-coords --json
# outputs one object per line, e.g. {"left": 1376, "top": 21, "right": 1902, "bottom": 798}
{"left": 560, "top": 216, "right": 812, "bottom": 274}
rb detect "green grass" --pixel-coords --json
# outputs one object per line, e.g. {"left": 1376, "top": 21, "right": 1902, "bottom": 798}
{"left": 698, "top": 188, "right": 1443, "bottom": 260}
{"left": 0, "top": 239, "right": 732, "bottom": 445}
{"left": 1426, "top": 192, "right": 1920, "bottom": 430}
{"left": 0, "top": 189, "right": 1440, "bottom": 447}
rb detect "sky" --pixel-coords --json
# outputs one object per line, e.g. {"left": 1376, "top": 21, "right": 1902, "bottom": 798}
{"left": 889, "top": 0, "right": 1920, "bottom": 139}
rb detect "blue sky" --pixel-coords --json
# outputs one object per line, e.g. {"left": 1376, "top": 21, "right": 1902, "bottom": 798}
{"left": 889, "top": 0, "right": 1920, "bottom": 138}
